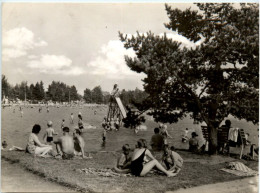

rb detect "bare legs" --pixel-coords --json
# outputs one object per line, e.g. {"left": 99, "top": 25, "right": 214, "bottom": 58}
{"left": 35, "top": 146, "right": 52, "bottom": 157}
{"left": 140, "top": 159, "right": 177, "bottom": 177}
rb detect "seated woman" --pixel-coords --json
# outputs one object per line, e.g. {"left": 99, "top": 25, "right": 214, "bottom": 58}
{"left": 130, "top": 139, "right": 176, "bottom": 177}
{"left": 26, "top": 124, "right": 53, "bottom": 157}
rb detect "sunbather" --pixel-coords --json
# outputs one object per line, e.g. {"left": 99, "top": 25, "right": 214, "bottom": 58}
{"left": 26, "top": 124, "right": 53, "bottom": 157}
{"left": 54, "top": 127, "right": 74, "bottom": 160}
{"left": 130, "top": 139, "right": 176, "bottom": 177}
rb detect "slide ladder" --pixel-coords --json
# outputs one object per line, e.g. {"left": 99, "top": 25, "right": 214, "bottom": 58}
{"left": 107, "top": 96, "right": 126, "bottom": 122}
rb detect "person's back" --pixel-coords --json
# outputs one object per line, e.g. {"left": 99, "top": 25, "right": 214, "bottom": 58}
{"left": 55, "top": 127, "right": 74, "bottom": 159}
{"left": 59, "top": 135, "right": 74, "bottom": 155}
{"left": 151, "top": 128, "right": 164, "bottom": 151}
{"left": 189, "top": 132, "right": 199, "bottom": 152}
{"left": 46, "top": 128, "right": 54, "bottom": 137}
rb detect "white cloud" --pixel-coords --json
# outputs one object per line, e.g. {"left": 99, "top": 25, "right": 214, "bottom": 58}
{"left": 27, "top": 54, "right": 85, "bottom": 76}
{"left": 2, "top": 27, "right": 47, "bottom": 61}
{"left": 159, "top": 33, "right": 202, "bottom": 48}
{"left": 87, "top": 40, "right": 144, "bottom": 79}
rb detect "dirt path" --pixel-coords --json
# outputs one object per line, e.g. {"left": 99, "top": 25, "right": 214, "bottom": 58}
{"left": 1, "top": 160, "right": 75, "bottom": 192}
{"left": 167, "top": 176, "right": 258, "bottom": 193}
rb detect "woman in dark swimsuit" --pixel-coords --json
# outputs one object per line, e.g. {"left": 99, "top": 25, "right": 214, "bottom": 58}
{"left": 130, "top": 139, "right": 176, "bottom": 177}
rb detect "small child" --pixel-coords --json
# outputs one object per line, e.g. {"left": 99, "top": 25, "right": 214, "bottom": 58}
{"left": 102, "top": 129, "right": 107, "bottom": 142}
{"left": 115, "top": 118, "right": 120, "bottom": 131}
{"left": 110, "top": 118, "right": 115, "bottom": 130}
{"left": 162, "top": 145, "right": 183, "bottom": 174}
{"left": 70, "top": 113, "right": 74, "bottom": 124}
{"left": 61, "top": 119, "right": 65, "bottom": 129}
{"left": 115, "top": 144, "right": 132, "bottom": 171}
{"left": 43, "top": 121, "right": 58, "bottom": 144}
{"left": 101, "top": 116, "right": 108, "bottom": 129}
{"left": 182, "top": 128, "right": 189, "bottom": 143}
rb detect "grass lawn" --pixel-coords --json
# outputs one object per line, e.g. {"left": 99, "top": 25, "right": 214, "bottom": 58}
{"left": 2, "top": 105, "right": 259, "bottom": 192}
{"left": 2, "top": 149, "right": 258, "bottom": 193}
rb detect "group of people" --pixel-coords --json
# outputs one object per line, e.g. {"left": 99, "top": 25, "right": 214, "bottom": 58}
{"left": 25, "top": 121, "right": 91, "bottom": 159}
{"left": 102, "top": 116, "right": 120, "bottom": 131}
{"left": 114, "top": 138, "right": 183, "bottom": 177}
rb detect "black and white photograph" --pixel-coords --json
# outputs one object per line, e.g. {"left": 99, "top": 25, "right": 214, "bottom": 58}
{"left": 1, "top": 2, "right": 259, "bottom": 193}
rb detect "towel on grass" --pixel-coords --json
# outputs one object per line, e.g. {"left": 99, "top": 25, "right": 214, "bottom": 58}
{"left": 78, "top": 168, "right": 163, "bottom": 177}
{"left": 220, "top": 162, "right": 258, "bottom": 177}
{"left": 79, "top": 168, "right": 132, "bottom": 177}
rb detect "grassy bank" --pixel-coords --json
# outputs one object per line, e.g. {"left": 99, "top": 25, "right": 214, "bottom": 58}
{"left": 2, "top": 150, "right": 258, "bottom": 193}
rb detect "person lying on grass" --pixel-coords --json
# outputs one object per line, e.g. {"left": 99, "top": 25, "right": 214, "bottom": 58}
{"left": 73, "top": 129, "right": 92, "bottom": 159}
{"left": 113, "top": 144, "right": 132, "bottom": 174}
{"left": 162, "top": 145, "right": 183, "bottom": 174}
{"left": 130, "top": 139, "right": 176, "bottom": 177}
{"left": 26, "top": 124, "right": 53, "bottom": 157}
{"left": 54, "top": 127, "right": 75, "bottom": 160}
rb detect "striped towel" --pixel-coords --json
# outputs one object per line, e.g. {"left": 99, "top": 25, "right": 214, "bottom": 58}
{"left": 220, "top": 162, "right": 258, "bottom": 176}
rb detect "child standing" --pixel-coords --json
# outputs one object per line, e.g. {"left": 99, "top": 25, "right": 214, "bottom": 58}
{"left": 43, "top": 121, "right": 58, "bottom": 144}
{"left": 61, "top": 119, "right": 65, "bottom": 129}
{"left": 70, "top": 113, "right": 74, "bottom": 124}
{"left": 162, "top": 145, "right": 183, "bottom": 174}
{"left": 102, "top": 128, "right": 107, "bottom": 142}
{"left": 182, "top": 128, "right": 189, "bottom": 143}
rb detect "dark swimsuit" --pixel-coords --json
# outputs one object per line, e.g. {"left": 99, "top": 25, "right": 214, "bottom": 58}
{"left": 47, "top": 136, "right": 53, "bottom": 142}
{"left": 130, "top": 149, "right": 146, "bottom": 176}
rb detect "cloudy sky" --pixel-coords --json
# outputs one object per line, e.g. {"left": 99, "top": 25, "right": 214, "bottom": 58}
{"left": 2, "top": 3, "right": 200, "bottom": 94}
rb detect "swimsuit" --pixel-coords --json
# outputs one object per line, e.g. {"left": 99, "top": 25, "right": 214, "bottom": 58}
{"left": 47, "top": 136, "right": 53, "bottom": 142}
{"left": 130, "top": 149, "right": 146, "bottom": 176}
{"left": 26, "top": 133, "right": 36, "bottom": 154}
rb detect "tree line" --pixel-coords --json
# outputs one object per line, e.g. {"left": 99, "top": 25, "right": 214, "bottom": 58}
{"left": 2, "top": 75, "right": 147, "bottom": 105}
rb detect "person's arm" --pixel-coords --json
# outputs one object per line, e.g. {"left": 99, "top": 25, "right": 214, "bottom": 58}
{"left": 43, "top": 132, "right": 47, "bottom": 142}
{"left": 33, "top": 135, "right": 50, "bottom": 147}
{"left": 145, "top": 149, "right": 156, "bottom": 160}
{"left": 52, "top": 129, "right": 58, "bottom": 135}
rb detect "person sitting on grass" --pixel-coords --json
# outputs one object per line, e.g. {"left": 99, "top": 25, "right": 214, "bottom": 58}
{"left": 73, "top": 129, "right": 92, "bottom": 159}
{"left": 189, "top": 132, "right": 199, "bottom": 153}
{"left": 26, "top": 124, "right": 53, "bottom": 157}
{"left": 150, "top": 127, "right": 164, "bottom": 152}
{"left": 113, "top": 144, "right": 132, "bottom": 174}
{"left": 130, "top": 139, "right": 176, "bottom": 177}
{"left": 54, "top": 127, "right": 74, "bottom": 160}
{"left": 43, "top": 121, "right": 58, "bottom": 144}
{"left": 162, "top": 145, "right": 183, "bottom": 174}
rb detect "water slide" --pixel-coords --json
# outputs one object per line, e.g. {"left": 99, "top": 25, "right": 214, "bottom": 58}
{"left": 115, "top": 97, "right": 127, "bottom": 118}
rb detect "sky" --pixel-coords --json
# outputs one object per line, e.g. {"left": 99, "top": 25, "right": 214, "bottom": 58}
{"left": 2, "top": 3, "right": 201, "bottom": 94}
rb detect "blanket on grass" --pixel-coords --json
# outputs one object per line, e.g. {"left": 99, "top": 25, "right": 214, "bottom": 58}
{"left": 220, "top": 162, "right": 258, "bottom": 177}
{"left": 79, "top": 168, "right": 132, "bottom": 177}
{"left": 78, "top": 168, "right": 163, "bottom": 177}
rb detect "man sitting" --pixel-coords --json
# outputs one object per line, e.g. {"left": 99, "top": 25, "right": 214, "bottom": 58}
{"left": 150, "top": 127, "right": 164, "bottom": 157}
{"left": 54, "top": 127, "right": 74, "bottom": 160}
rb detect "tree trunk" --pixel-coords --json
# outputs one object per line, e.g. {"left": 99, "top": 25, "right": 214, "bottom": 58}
{"left": 208, "top": 124, "right": 218, "bottom": 155}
